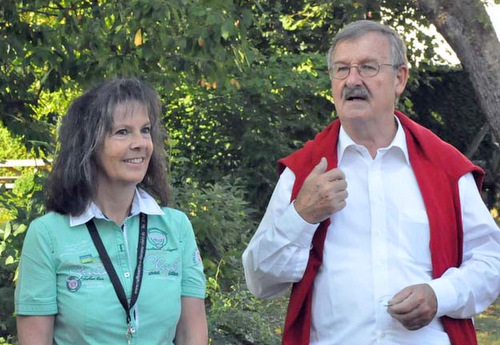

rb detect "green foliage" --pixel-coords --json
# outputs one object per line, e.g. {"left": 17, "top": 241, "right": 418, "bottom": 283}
{"left": 410, "top": 68, "right": 500, "bottom": 210}
{"left": 0, "top": 125, "right": 29, "bottom": 161}
{"left": 0, "top": 288, "right": 16, "bottom": 343}
{"left": 0, "top": 0, "right": 252, "bottom": 151}
{"left": 171, "top": 177, "right": 257, "bottom": 283}
{"left": 0, "top": 336, "right": 15, "bottom": 345}
{"left": 170, "top": 177, "right": 289, "bottom": 344}
{"left": 411, "top": 69, "right": 485, "bottom": 152}
{"left": 207, "top": 277, "right": 287, "bottom": 345}
{"left": 166, "top": 51, "right": 335, "bottom": 210}
{"left": 0, "top": 166, "right": 46, "bottom": 341}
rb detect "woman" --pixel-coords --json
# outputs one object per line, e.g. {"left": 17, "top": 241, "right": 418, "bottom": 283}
{"left": 15, "top": 78, "right": 208, "bottom": 345}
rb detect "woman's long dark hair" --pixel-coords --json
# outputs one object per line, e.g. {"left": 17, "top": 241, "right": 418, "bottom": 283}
{"left": 45, "top": 78, "right": 169, "bottom": 215}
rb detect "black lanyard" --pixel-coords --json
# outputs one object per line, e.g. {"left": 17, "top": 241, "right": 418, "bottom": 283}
{"left": 86, "top": 212, "right": 148, "bottom": 340}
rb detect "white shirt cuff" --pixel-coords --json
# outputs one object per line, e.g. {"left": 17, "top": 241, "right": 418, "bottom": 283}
{"left": 428, "top": 276, "right": 458, "bottom": 317}
{"left": 275, "top": 201, "right": 319, "bottom": 248}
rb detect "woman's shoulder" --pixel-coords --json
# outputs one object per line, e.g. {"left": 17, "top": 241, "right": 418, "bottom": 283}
{"left": 156, "top": 206, "right": 189, "bottom": 222}
{"left": 147, "top": 207, "right": 194, "bottom": 243}
{"left": 24, "top": 212, "right": 72, "bottom": 249}
{"left": 30, "top": 211, "right": 71, "bottom": 227}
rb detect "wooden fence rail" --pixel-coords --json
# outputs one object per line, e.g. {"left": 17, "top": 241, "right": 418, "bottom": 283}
{"left": 0, "top": 159, "right": 51, "bottom": 190}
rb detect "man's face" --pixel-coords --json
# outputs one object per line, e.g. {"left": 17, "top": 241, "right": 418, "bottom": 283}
{"left": 330, "top": 31, "right": 408, "bottom": 125}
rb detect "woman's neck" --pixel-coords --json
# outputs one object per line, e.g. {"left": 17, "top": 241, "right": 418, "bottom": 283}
{"left": 94, "top": 184, "right": 136, "bottom": 225}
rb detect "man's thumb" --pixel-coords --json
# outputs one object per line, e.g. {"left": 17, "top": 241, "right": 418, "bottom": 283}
{"left": 309, "top": 157, "right": 327, "bottom": 177}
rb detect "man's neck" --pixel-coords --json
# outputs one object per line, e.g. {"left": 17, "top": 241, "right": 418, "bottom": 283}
{"left": 342, "top": 116, "right": 397, "bottom": 158}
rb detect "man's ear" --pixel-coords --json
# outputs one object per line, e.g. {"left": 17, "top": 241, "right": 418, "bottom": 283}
{"left": 395, "top": 65, "right": 409, "bottom": 96}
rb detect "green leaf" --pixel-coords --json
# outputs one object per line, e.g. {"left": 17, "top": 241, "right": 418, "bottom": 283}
{"left": 5, "top": 256, "right": 14, "bottom": 265}
{"left": 221, "top": 19, "right": 235, "bottom": 40}
{"left": 2, "top": 223, "right": 11, "bottom": 241}
{"left": 13, "top": 224, "right": 27, "bottom": 236}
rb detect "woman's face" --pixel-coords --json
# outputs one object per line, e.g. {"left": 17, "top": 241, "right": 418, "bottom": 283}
{"left": 96, "top": 101, "right": 153, "bottom": 190}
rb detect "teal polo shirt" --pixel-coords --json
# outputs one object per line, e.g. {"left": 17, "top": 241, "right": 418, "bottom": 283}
{"left": 15, "top": 189, "right": 206, "bottom": 345}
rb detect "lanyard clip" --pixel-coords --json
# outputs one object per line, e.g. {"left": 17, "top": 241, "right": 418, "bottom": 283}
{"left": 126, "top": 323, "right": 135, "bottom": 344}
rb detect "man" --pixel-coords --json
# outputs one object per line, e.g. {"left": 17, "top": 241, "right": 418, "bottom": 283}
{"left": 242, "top": 20, "right": 500, "bottom": 345}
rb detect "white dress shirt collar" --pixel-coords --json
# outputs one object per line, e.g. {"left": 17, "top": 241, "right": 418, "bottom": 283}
{"left": 337, "top": 115, "right": 410, "bottom": 166}
{"left": 69, "top": 188, "right": 164, "bottom": 227}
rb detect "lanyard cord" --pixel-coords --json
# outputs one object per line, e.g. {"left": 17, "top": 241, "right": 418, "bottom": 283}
{"left": 86, "top": 213, "right": 148, "bottom": 325}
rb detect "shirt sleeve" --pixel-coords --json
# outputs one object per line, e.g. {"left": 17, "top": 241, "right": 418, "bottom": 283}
{"left": 428, "top": 172, "right": 500, "bottom": 318}
{"left": 242, "top": 167, "right": 319, "bottom": 299}
{"left": 15, "top": 218, "right": 58, "bottom": 315}
{"left": 179, "top": 213, "right": 206, "bottom": 299}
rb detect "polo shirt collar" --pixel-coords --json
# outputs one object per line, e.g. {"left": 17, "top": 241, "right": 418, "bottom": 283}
{"left": 69, "top": 188, "right": 164, "bottom": 227}
{"left": 337, "top": 114, "right": 410, "bottom": 165}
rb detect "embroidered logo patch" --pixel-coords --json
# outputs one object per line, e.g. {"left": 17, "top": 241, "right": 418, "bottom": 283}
{"left": 192, "top": 249, "right": 202, "bottom": 265}
{"left": 79, "top": 254, "right": 93, "bottom": 264}
{"left": 66, "top": 276, "right": 82, "bottom": 292}
{"left": 147, "top": 229, "right": 168, "bottom": 250}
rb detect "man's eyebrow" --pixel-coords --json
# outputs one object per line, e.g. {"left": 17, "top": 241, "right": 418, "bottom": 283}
{"left": 333, "top": 58, "right": 378, "bottom": 64}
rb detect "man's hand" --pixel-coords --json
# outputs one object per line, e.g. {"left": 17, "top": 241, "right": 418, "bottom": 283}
{"left": 387, "top": 283, "right": 438, "bottom": 331}
{"left": 294, "top": 157, "right": 348, "bottom": 224}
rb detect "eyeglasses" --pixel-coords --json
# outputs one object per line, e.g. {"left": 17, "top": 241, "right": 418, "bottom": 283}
{"left": 328, "top": 62, "right": 395, "bottom": 80}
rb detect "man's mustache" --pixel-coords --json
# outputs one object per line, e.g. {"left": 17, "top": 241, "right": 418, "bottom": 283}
{"left": 342, "top": 86, "right": 370, "bottom": 100}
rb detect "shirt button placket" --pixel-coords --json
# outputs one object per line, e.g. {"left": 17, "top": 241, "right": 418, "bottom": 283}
{"left": 119, "top": 222, "right": 133, "bottom": 297}
{"left": 369, "top": 157, "right": 390, "bottom": 338}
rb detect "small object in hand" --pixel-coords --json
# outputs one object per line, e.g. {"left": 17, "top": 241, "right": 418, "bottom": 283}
{"left": 384, "top": 300, "right": 401, "bottom": 307}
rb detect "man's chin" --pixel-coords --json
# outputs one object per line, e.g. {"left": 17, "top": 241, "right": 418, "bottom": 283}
{"left": 338, "top": 108, "right": 371, "bottom": 121}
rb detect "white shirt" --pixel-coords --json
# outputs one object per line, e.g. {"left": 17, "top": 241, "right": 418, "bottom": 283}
{"left": 242, "top": 119, "right": 500, "bottom": 345}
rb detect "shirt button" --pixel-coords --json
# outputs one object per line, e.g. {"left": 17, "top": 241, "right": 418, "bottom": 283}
{"left": 124, "top": 272, "right": 130, "bottom": 278}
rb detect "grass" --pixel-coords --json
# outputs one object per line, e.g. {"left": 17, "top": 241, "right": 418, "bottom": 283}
{"left": 476, "top": 297, "right": 500, "bottom": 345}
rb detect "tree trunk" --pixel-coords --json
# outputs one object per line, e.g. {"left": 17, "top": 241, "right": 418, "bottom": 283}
{"left": 414, "top": 0, "right": 500, "bottom": 142}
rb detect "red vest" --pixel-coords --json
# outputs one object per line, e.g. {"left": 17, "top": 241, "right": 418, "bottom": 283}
{"left": 278, "top": 111, "right": 484, "bottom": 345}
